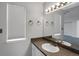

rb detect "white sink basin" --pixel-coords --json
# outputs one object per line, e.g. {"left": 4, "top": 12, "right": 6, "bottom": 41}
{"left": 42, "top": 43, "right": 60, "bottom": 53}
{"left": 62, "top": 41, "right": 72, "bottom": 46}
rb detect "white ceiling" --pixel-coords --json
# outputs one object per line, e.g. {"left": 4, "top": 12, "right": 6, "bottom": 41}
{"left": 64, "top": 5, "right": 79, "bottom": 20}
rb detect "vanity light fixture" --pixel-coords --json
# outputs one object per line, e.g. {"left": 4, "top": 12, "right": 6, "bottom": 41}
{"left": 47, "top": 10, "right": 49, "bottom": 13}
{"left": 51, "top": 5, "right": 55, "bottom": 11}
{"left": 45, "top": 2, "right": 72, "bottom": 14}
{"left": 54, "top": 5, "right": 57, "bottom": 9}
{"left": 56, "top": 3, "right": 60, "bottom": 8}
{"left": 60, "top": 2, "right": 64, "bottom": 7}
{"left": 45, "top": 9, "right": 48, "bottom": 13}
{"left": 51, "top": 7, "right": 53, "bottom": 11}
{"left": 63, "top": 2, "right": 67, "bottom": 5}
{"left": 52, "top": 5, "right": 54, "bottom": 8}
{"left": 48, "top": 7, "right": 51, "bottom": 13}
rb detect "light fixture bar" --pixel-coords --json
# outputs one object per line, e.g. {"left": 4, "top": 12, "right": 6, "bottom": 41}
{"left": 45, "top": 2, "right": 72, "bottom": 14}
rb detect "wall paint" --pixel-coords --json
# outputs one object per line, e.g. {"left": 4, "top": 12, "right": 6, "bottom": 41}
{"left": 0, "top": 3, "right": 7, "bottom": 43}
{"left": 25, "top": 3, "right": 44, "bottom": 38}
{"left": 0, "top": 2, "right": 44, "bottom": 56}
{"left": 0, "top": 3, "right": 31, "bottom": 56}
{"left": 7, "top": 2, "right": 44, "bottom": 39}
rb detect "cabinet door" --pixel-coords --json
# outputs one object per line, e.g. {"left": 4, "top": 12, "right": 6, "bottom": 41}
{"left": 8, "top": 4, "right": 26, "bottom": 39}
{"left": 32, "top": 44, "right": 44, "bottom": 56}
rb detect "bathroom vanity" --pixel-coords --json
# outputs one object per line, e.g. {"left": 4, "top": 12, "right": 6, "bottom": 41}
{"left": 32, "top": 43, "right": 45, "bottom": 56}
{"left": 43, "top": 2, "right": 79, "bottom": 55}
{"left": 31, "top": 36, "right": 79, "bottom": 56}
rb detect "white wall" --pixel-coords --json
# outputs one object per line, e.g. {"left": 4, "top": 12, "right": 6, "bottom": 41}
{"left": 25, "top": 3, "right": 44, "bottom": 38}
{"left": 0, "top": 2, "right": 44, "bottom": 56}
{"left": 0, "top": 3, "right": 7, "bottom": 43}
{"left": 0, "top": 2, "right": 32, "bottom": 56}
{"left": 8, "top": 2, "right": 44, "bottom": 39}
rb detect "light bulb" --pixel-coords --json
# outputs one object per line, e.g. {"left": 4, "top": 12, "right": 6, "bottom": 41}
{"left": 59, "top": 2, "right": 64, "bottom": 7}
{"left": 52, "top": 5, "right": 54, "bottom": 8}
{"left": 62, "top": 2, "right": 68, "bottom": 5}
{"left": 56, "top": 3, "right": 60, "bottom": 8}
{"left": 47, "top": 9, "right": 49, "bottom": 13}
{"left": 45, "top": 9, "right": 48, "bottom": 12}
{"left": 45, "top": 9, "right": 49, "bottom": 13}
{"left": 54, "top": 5, "right": 57, "bottom": 9}
{"left": 51, "top": 5, "right": 55, "bottom": 11}
{"left": 48, "top": 7, "right": 51, "bottom": 12}
{"left": 48, "top": 7, "right": 51, "bottom": 10}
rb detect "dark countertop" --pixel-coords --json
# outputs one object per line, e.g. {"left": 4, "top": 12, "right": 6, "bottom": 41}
{"left": 45, "top": 37, "right": 79, "bottom": 54}
{"left": 31, "top": 38, "right": 79, "bottom": 56}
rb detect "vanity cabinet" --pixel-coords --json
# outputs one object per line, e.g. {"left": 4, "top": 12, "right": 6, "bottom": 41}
{"left": 32, "top": 44, "right": 44, "bottom": 56}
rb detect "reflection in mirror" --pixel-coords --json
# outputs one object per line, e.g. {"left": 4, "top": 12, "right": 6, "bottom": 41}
{"left": 43, "top": 2, "right": 79, "bottom": 54}
{"left": 43, "top": 8, "right": 62, "bottom": 43}
{"left": 63, "top": 6, "right": 79, "bottom": 50}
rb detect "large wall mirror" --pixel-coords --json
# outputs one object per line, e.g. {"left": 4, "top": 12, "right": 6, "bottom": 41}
{"left": 63, "top": 6, "right": 79, "bottom": 50}
{"left": 43, "top": 2, "right": 63, "bottom": 42}
{"left": 43, "top": 2, "right": 79, "bottom": 52}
